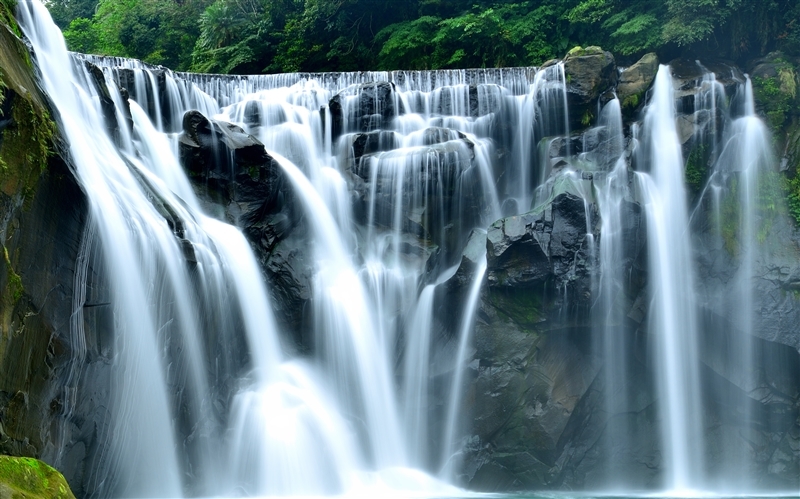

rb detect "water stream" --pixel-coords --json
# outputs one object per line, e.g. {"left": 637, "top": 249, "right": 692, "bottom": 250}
{"left": 14, "top": 1, "right": 793, "bottom": 497}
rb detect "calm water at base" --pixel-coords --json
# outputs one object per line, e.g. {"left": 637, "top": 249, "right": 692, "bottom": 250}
{"left": 183, "top": 494, "right": 799, "bottom": 499}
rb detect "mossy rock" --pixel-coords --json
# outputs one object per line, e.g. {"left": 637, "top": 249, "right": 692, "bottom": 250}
{"left": 618, "top": 52, "right": 658, "bottom": 114}
{"left": 0, "top": 14, "right": 56, "bottom": 199}
{"left": 0, "top": 456, "right": 75, "bottom": 499}
{"left": 565, "top": 46, "right": 605, "bottom": 59}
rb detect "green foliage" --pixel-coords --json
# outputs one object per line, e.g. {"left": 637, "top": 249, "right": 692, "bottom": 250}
{"left": 1, "top": 0, "right": 21, "bottom": 37}
{"left": 44, "top": 0, "right": 800, "bottom": 73}
{"left": 567, "top": 0, "right": 611, "bottom": 24}
{"left": 787, "top": 173, "right": 800, "bottom": 225}
{"left": 785, "top": 126, "right": 800, "bottom": 225}
{"left": 62, "top": 0, "right": 211, "bottom": 70}
{"left": 45, "top": 0, "right": 98, "bottom": 29}
{"left": 62, "top": 17, "right": 97, "bottom": 53}
{"left": 376, "top": 2, "right": 569, "bottom": 70}
{"left": 685, "top": 143, "right": 708, "bottom": 191}
{"left": 622, "top": 93, "right": 639, "bottom": 109}
{"left": 581, "top": 108, "right": 594, "bottom": 126}
{"left": 191, "top": 0, "right": 265, "bottom": 73}
{"left": 753, "top": 73, "right": 795, "bottom": 132}
{"left": 376, "top": 16, "right": 440, "bottom": 70}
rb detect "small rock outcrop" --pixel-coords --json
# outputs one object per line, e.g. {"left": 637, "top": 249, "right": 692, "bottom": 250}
{"left": 328, "top": 81, "right": 404, "bottom": 139}
{"left": 563, "top": 46, "right": 618, "bottom": 128}
{"left": 177, "top": 110, "right": 313, "bottom": 346}
{"left": 617, "top": 52, "right": 659, "bottom": 112}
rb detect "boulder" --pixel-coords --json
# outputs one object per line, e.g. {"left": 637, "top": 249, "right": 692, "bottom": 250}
{"left": 617, "top": 52, "right": 659, "bottom": 112}
{"left": 0, "top": 456, "right": 76, "bottom": 499}
{"left": 563, "top": 47, "right": 618, "bottom": 129}
{"left": 328, "top": 82, "right": 404, "bottom": 139}
{"left": 177, "top": 110, "right": 313, "bottom": 345}
{"left": 179, "top": 110, "right": 287, "bottom": 225}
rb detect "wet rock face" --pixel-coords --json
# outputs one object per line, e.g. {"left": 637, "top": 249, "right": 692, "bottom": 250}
{"left": 0, "top": 155, "right": 97, "bottom": 497}
{"left": 114, "top": 67, "right": 179, "bottom": 131}
{"left": 669, "top": 58, "right": 745, "bottom": 115}
{"left": 328, "top": 81, "right": 404, "bottom": 139}
{"left": 83, "top": 62, "right": 133, "bottom": 145}
{"left": 179, "top": 110, "right": 288, "bottom": 226}
{"left": 457, "top": 193, "right": 609, "bottom": 490}
{"left": 177, "top": 110, "right": 313, "bottom": 347}
{"left": 484, "top": 193, "right": 596, "bottom": 290}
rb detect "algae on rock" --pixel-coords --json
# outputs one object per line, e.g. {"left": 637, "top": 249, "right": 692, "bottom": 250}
{"left": 0, "top": 455, "right": 76, "bottom": 499}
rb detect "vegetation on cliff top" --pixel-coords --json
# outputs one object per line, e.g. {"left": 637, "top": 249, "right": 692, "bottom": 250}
{"left": 45, "top": 0, "right": 800, "bottom": 74}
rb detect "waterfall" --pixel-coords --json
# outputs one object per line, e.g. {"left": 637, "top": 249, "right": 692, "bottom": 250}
{"left": 636, "top": 65, "right": 705, "bottom": 491}
{"left": 15, "top": 1, "right": 552, "bottom": 495}
{"left": 13, "top": 1, "right": 794, "bottom": 495}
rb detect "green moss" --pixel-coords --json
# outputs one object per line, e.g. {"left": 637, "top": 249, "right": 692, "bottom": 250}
{"left": 0, "top": 0, "right": 21, "bottom": 38}
{"left": 717, "top": 170, "right": 787, "bottom": 253}
{"left": 753, "top": 72, "right": 796, "bottom": 133}
{"left": 0, "top": 455, "right": 75, "bottom": 499}
{"left": 685, "top": 143, "right": 708, "bottom": 192}
{"left": 622, "top": 92, "right": 639, "bottom": 110}
{"left": 565, "top": 45, "right": 604, "bottom": 58}
{"left": 756, "top": 170, "right": 785, "bottom": 242}
{"left": 719, "top": 177, "right": 740, "bottom": 256}
{"left": 784, "top": 125, "right": 800, "bottom": 225}
{"left": 487, "top": 286, "right": 545, "bottom": 328}
{"left": 580, "top": 108, "right": 593, "bottom": 127}
{"left": 3, "top": 245, "right": 22, "bottom": 302}
{"left": 0, "top": 87, "right": 56, "bottom": 199}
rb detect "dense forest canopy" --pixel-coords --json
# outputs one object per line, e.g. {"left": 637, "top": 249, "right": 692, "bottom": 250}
{"left": 45, "top": 0, "right": 800, "bottom": 74}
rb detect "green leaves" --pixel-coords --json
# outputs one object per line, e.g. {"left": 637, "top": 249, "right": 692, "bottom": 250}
{"left": 45, "top": 0, "right": 800, "bottom": 74}
{"left": 376, "top": 16, "right": 440, "bottom": 70}
{"left": 60, "top": 0, "right": 211, "bottom": 70}
{"left": 376, "top": 2, "right": 568, "bottom": 70}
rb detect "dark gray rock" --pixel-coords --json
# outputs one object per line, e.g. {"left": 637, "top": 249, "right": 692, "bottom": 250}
{"left": 83, "top": 62, "right": 132, "bottom": 146}
{"left": 177, "top": 110, "right": 313, "bottom": 346}
{"left": 670, "top": 58, "right": 745, "bottom": 114}
{"left": 454, "top": 193, "right": 604, "bottom": 489}
{"left": 328, "top": 82, "right": 404, "bottom": 139}
{"left": 113, "top": 67, "right": 180, "bottom": 132}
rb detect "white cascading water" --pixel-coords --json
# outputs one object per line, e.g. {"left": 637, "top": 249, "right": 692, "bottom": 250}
{"left": 702, "top": 77, "right": 775, "bottom": 489}
{"left": 16, "top": 2, "right": 787, "bottom": 495}
{"left": 636, "top": 65, "right": 705, "bottom": 491}
{"left": 16, "top": 1, "right": 571, "bottom": 496}
{"left": 592, "top": 97, "right": 635, "bottom": 486}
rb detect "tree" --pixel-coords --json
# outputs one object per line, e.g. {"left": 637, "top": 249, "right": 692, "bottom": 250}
{"left": 45, "top": 0, "right": 98, "bottom": 29}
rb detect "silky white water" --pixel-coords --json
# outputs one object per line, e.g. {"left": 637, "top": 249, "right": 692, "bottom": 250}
{"left": 15, "top": 1, "right": 791, "bottom": 496}
{"left": 636, "top": 66, "right": 705, "bottom": 491}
